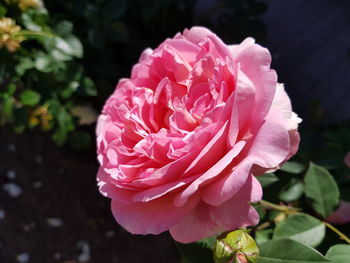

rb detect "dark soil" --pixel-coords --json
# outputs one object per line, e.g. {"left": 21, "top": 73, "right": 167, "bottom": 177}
{"left": 0, "top": 127, "right": 180, "bottom": 263}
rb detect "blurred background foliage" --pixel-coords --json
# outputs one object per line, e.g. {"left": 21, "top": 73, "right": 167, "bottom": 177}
{"left": 0, "top": 0, "right": 268, "bottom": 149}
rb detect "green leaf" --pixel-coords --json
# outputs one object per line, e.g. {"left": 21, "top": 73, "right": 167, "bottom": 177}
{"left": 304, "top": 162, "right": 340, "bottom": 217}
{"left": 48, "top": 20, "right": 83, "bottom": 59}
{"left": 279, "top": 178, "right": 304, "bottom": 202}
{"left": 255, "top": 229, "right": 273, "bottom": 246}
{"left": 20, "top": 90, "right": 41, "bottom": 106}
{"left": 0, "top": 83, "right": 16, "bottom": 97}
{"left": 54, "top": 20, "right": 73, "bottom": 36}
{"left": 257, "top": 173, "right": 279, "bottom": 188}
{"left": 51, "top": 49, "right": 73, "bottom": 61}
{"left": 326, "top": 244, "right": 350, "bottom": 263}
{"left": 281, "top": 161, "right": 305, "bottom": 174}
{"left": 257, "top": 239, "right": 330, "bottom": 263}
{"left": 21, "top": 12, "right": 42, "bottom": 31}
{"left": 55, "top": 35, "right": 83, "bottom": 58}
{"left": 253, "top": 203, "right": 266, "bottom": 221}
{"left": 60, "top": 81, "right": 79, "bottom": 99}
{"left": 176, "top": 237, "right": 215, "bottom": 263}
{"left": 57, "top": 108, "right": 75, "bottom": 131}
{"left": 52, "top": 127, "right": 68, "bottom": 145}
{"left": 52, "top": 107, "right": 75, "bottom": 145}
{"left": 78, "top": 77, "right": 97, "bottom": 96}
{"left": 34, "top": 53, "right": 53, "bottom": 72}
{"left": 0, "top": 5, "right": 7, "bottom": 16}
{"left": 15, "top": 57, "right": 35, "bottom": 76}
{"left": 47, "top": 100, "right": 61, "bottom": 117}
{"left": 1, "top": 97, "right": 14, "bottom": 121}
{"left": 273, "top": 214, "right": 325, "bottom": 247}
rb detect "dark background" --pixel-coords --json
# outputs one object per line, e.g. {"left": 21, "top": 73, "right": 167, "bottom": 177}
{"left": 261, "top": 0, "right": 350, "bottom": 123}
{"left": 1, "top": 0, "right": 350, "bottom": 262}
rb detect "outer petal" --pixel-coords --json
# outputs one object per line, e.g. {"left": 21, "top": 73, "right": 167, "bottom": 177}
{"left": 269, "top": 83, "right": 301, "bottom": 161}
{"left": 202, "top": 110, "right": 290, "bottom": 206}
{"left": 286, "top": 129, "right": 300, "bottom": 161}
{"left": 232, "top": 39, "right": 278, "bottom": 130}
{"left": 97, "top": 167, "right": 134, "bottom": 203}
{"left": 174, "top": 141, "right": 246, "bottom": 207}
{"left": 271, "top": 84, "right": 302, "bottom": 131}
{"left": 234, "top": 67, "right": 256, "bottom": 127}
{"left": 183, "top": 26, "right": 214, "bottom": 45}
{"left": 169, "top": 175, "right": 262, "bottom": 243}
{"left": 132, "top": 174, "right": 198, "bottom": 202}
{"left": 112, "top": 192, "right": 200, "bottom": 235}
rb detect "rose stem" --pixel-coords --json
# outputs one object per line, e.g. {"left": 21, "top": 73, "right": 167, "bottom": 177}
{"left": 259, "top": 200, "right": 300, "bottom": 214}
{"left": 324, "top": 222, "right": 350, "bottom": 244}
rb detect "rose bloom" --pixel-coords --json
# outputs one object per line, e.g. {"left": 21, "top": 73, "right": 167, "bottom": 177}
{"left": 96, "top": 27, "right": 301, "bottom": 243}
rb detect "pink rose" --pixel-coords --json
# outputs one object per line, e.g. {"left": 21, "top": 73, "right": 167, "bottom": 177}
{"left": 96, "top": 27, "right": 301, "bottom": 243}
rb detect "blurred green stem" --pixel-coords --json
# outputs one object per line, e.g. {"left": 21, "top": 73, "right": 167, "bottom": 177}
{"left": 324, "top": 222, "right": 350, "bottom": 244}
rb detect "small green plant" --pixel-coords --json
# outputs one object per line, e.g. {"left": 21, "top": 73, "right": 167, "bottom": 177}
{"left": 0, "top": 0, "right": 97, "bottom": 147}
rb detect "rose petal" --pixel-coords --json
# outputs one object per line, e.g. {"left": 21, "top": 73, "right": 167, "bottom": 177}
{"left": 202, "top": 110, "right": 290, "bottom": 206}
{"left": 111, "top": 192, "right": 200, "bottom": 235}
{"left": 169, "top": 175, "right": 261, "bottom": 243}
{"left": 174, "top": 140, "right": 246, "bottom": 207}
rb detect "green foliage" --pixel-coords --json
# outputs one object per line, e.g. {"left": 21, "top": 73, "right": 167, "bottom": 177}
{"left": 280, "top": 161, "right": 306, "bottom": 174}
{"left": 1, "top": 0, "right": 268, "bottom": 148}
{"left": 255, "top": 229, "right": 273, "bottom": 246}
{"left": 278, "top": 178, "right": 304, "bottom": 202}
{"left": 256, "top": 173, "right": 279, "bottom": 188}
{"left": 0, "top": 0, "right": 97, "bottom": 146}
{"left": 257, "top": 239, "right": 330, "bottom": 263}
{"left": 325, "top": 245, "right": 350, "bottom": 263}
{"left": 273, "top": 214, "right": 325, "bottom": 247}
{"left": 304, "top": 163, "right": 340, "bottom": 218}
{"left": 251, "top": 125, "right": 350, "bottom": 262}
{"left": 20, "top": 89, "right": 41, "bottom": 106}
